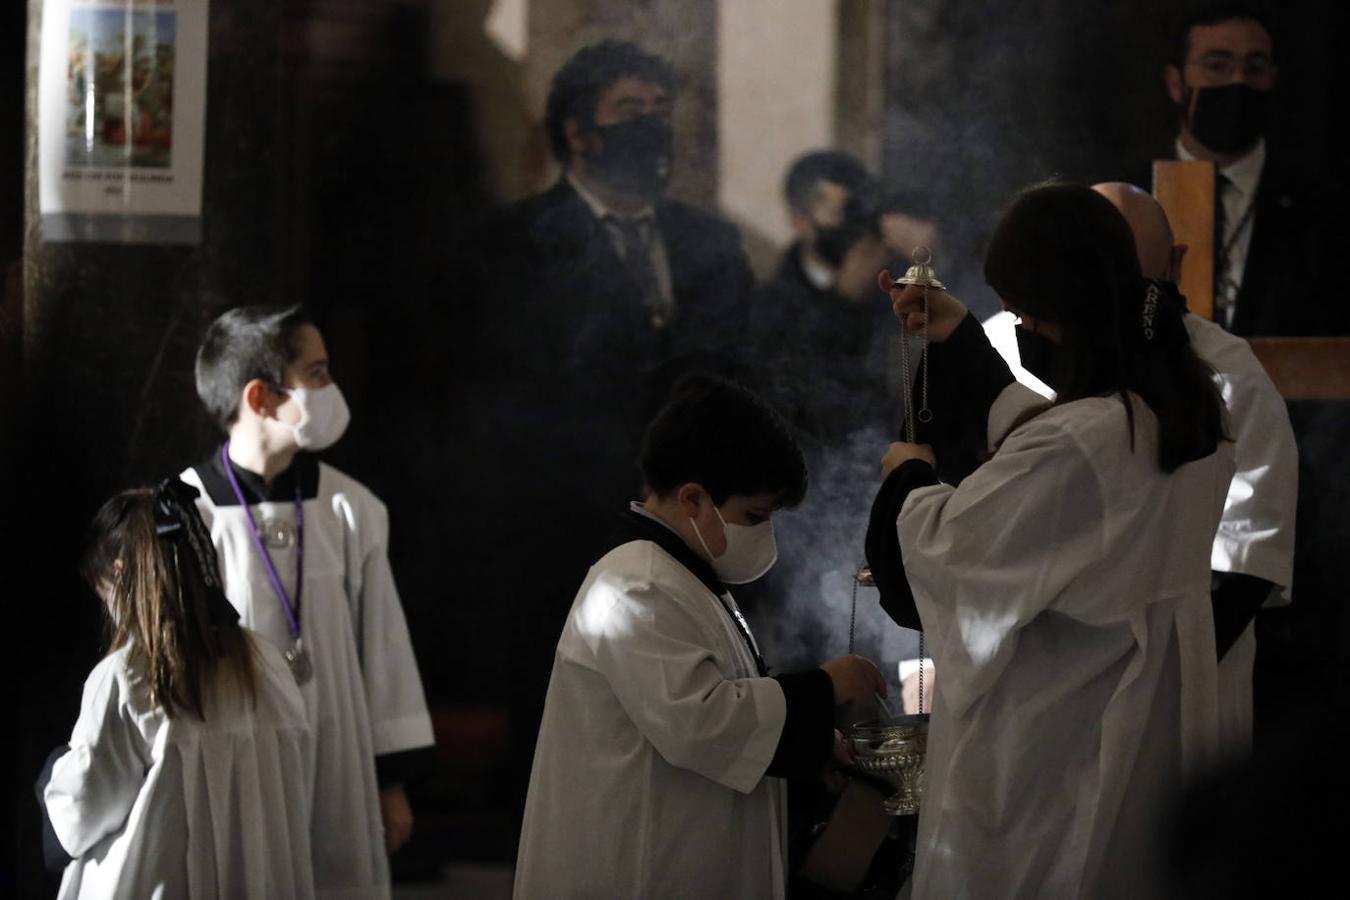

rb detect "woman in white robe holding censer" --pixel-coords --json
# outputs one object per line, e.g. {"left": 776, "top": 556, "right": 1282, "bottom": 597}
{"left": 865, "top": 181, "right": 1235, "bottom": 899}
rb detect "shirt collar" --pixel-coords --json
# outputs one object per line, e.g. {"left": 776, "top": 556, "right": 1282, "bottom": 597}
{"left": 614, "top": 504, "right": 727, "bottom": 599}
{"left": 566, "top": 171, "right": 655, "bottom": 222}
{"left": 195, "top": 444, "right": 321, "bottom": 507}
{"left": 1176, "top": 137, "right": 1266, "bottom": 198}
{"left": 628, "top": 500, "right": 683, "bottom": 537}
{"left": 799, "top": 247, "right": 837, "bottom": 292}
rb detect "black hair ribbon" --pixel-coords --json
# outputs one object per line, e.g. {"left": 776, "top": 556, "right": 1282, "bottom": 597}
{"left": 153, "top": 478, "right": 240, "bottom": 626}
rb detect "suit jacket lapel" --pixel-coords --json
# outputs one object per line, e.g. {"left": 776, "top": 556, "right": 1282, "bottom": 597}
{"left": 1233, "top": 162, "right": 1301, "bottom": 335}
{"left": 534, "top": 179, "right": 644, "bottom": 295}
{"left": 656, "top": 201, "right": 694, "bottom": 304}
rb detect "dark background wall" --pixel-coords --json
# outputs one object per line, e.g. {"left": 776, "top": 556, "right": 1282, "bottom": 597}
{"left": 3, "top": 1, "right": 28, "bottom": 896}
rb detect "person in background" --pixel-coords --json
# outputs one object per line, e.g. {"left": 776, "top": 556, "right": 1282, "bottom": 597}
{"left": 752, "top": 149, "right": 937, "bottom": 442}
{"left": 1093, "top": 181, "right": 1297, "bottom": 757}
{"left": 744, "top": 150, "right": 938, "bottom": 697}
{"left": 1161, "top": 3, "right": 1347, "bottom": 334}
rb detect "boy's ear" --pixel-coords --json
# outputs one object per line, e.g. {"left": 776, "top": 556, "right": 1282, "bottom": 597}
{"left": 1170, "top": 243, "right": 1189, "bottom": 284}
{"left": 240, "top": 379, "right": 276, "bottom": 419}
{"left": 675, "top": 482, "right": 707, "bottom": 518}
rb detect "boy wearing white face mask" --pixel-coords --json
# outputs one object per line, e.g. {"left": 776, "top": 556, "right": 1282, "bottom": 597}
{"left": 176, "top": 306, "right": 434, "bottom": 899}
{"left": 514, "top": 374, "right": 886, "bottom": 900}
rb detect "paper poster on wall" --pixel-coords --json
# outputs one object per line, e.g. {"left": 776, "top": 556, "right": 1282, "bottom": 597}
{"left": 38, "top": 0, "right": 209, "bottom": 244}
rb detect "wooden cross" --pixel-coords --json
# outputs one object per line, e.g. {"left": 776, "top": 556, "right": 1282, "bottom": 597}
{"left": 1152, "top": 159, "right": 1216, "bottom": 322}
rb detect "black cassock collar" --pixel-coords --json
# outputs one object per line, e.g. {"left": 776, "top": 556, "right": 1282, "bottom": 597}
{"left": 611, "top": 507, "right": 725, "bottom": 596}
{"left": 194, "top": 445, "right": 321, "bottom": 507}
{"left": 609, "top": 507, "right": 768, "bottom": 676}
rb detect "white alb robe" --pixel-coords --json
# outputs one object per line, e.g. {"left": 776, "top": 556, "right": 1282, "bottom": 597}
{"left": 513, "top": 539, "right": 790, "bottom": 900}
{"left": 1184, "top": 314, "right": 1298, "bottom": 752}
{"left": 900, "top": 384, "right": 1233, "bottom": 899}
{"left": 180, "top": 463, "right": 435, "bottom": 899}
{"left": 986, "top": 310, "right": 1299, "bottom": 756}
{"left": 46, "top": 640, "right": 314, "bottom": 899}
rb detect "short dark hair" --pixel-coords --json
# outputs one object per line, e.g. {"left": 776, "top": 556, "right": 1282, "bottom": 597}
{"left": 545, "top": 40, "right": 676, "bottom": 163}
{"left": 195, "top": 305, "right": 313, "bottom": 430}
{"left": 640, "top": 374, "right": 808, "bottom": 507}
{"left": 983, "top": 181, "right": 1226, "bottom": 472}
{"left": 1171, "top": 4, "right": 1273, "bottom": 67}
{"left": 783, "top": 150, "right": 869, "bottom": 214}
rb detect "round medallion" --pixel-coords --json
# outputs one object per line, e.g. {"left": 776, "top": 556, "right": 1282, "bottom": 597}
{"left": 259, "top": 517, "right": 296, "bottom": 549}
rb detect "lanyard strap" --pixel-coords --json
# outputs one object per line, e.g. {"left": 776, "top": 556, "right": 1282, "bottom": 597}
{"left": 1220, "top": 199, "right": 1257, "bottom": 264}
{"left": 718, "top": 594, "right": 768, "bottom": 677}
{"left": 220, "top": 442, "right": 305, "bottom": 639}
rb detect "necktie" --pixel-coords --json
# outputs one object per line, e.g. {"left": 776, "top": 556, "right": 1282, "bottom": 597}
{"left": 1213, "top": 173, "right": 1235, "bottom": 330}
{"left": 610, "top": 216, "right": 669, "bottom": 328}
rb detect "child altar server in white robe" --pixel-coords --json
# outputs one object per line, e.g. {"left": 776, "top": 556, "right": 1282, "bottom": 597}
{"left": 866, "top": 183, "right": 1235, "bottom": 899}
{"left": 180, "top": 306, "right": 435, "bottom": 899}
{"left": 41, "top": 481, "right": 315, "bottom": 899}
{"left": 514, "top": 375, "right": 888, "bottom": 900}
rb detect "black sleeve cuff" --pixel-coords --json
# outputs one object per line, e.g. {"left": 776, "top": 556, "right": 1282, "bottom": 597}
{"left": 1211, "top": 571, "right": 1276, "bottom": 660}
{"left": 35, "top": 744, "right": 73, "bottom": 872}
{"left": 943, "top": 311, "right": 1016, "bottom": 396}
{"left": 916, "top": 312, "right": 1015, "bottom": 484}
{"left": 766, "top": 668, "right": 836, "bottom": 779}
{"left": 865, "top": 459, "right": 940, "bottom": 630}
{"left": 374, "top": 746, "right": 437, "bottom": 789}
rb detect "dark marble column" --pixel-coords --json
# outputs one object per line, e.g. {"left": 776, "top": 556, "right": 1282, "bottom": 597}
{"left": 16, "top": 1, "right": 291, "bottom": 894}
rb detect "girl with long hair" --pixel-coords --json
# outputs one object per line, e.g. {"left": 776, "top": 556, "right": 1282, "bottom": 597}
{"left": 865, "top": 181, "right": 1235, "bottom": 898}
{"left": 40, "top": 481, "right": 315, "bottom": 899}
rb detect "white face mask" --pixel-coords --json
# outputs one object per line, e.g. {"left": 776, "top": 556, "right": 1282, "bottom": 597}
{"left": 285, "top": 383, "right": 350, "bottom": 450}
{"left": 691, "top": 502, "right": 779, "bottom": 584}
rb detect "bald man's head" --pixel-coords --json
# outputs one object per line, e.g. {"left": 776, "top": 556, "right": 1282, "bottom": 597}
{"left": 1091, "top": 182, "right": 1175, "bottom": 280}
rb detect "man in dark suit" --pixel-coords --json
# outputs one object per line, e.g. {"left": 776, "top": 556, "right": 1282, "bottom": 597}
{"left": 1162, "top": 4, "right": 1347, "bottom": 335}
{"left": 459, "top": 40, "right": 754, "bottom": 838}
{"left": 471, "top": 40, "right": 753, "bottom": 493}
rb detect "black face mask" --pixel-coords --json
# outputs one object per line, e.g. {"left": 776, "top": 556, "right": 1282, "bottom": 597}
{"left": 812, "top": 220, "right": 871, "bottom": 267}
{"left": 1181, "top": 82, "right": 1271, "bottom": 156}
{"left": 1015, "top": 326, "right": 1061, "bottom": 391}
{"left": 809, "top": 184, "right": 882, "bottom": 267}
{"left": 587, "top": 116, "right": 674, "bottom": 196}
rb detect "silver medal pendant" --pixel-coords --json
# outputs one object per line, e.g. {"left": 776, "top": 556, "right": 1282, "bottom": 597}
{"left": 260, "top": 517, "right": 297, "bottom": 549}
{"left": 284, "top": 638, "right": 313, "bottom": 685}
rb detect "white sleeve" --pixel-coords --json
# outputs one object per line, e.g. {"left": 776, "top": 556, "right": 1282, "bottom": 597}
{"left": 349, "top": 496, "right": 435, "bottom": 757}
{"left": 43, "top": 661, "right": 149, "bottom": 857}
{"left": 1210, "top": 362, "right": 1298, "bottom": 600}
{"left": 898, "top": 412, "right": 1107, "bottom": 718}
{"left": 580, "top": 576, "right": 786, "bottom": 795}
